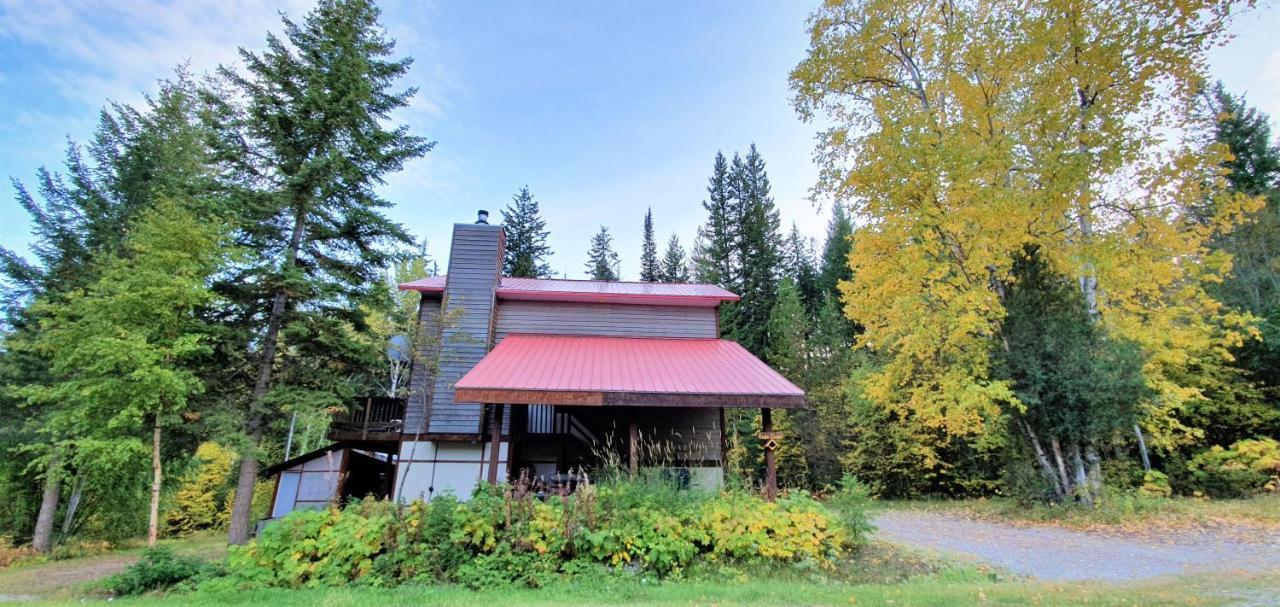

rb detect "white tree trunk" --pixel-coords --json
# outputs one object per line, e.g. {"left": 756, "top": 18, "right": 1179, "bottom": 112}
{"left": 148, "top": 419, "right": 163, "bottom": 547}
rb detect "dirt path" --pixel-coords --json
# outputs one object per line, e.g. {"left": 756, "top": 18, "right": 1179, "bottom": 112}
{"left": 873, "top": 510, "right": 1280, "bottom": 582}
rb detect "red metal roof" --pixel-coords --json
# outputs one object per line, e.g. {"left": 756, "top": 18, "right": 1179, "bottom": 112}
{"left": 398, "top": 275, "right": 739, "bottom": 307}
{"left": 453, "top": 334, "right": 805, "bottom": 408}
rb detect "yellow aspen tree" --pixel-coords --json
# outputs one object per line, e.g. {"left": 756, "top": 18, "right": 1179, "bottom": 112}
{"left": 790, "top": 0, "right": 1260, "bottom": 459}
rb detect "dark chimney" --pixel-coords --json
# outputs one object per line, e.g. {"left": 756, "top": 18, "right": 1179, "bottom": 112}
{"left": 475, "top": 209, "right": 489, "bottom": 225}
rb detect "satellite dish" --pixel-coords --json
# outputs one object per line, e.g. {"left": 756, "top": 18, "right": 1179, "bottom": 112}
{"left": 388, "top": 334, "right": 410, "bottom": 362}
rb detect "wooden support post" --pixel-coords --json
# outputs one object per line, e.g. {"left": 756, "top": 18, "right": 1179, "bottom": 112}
{"left": 761, "top": 408, "right": 777, "bottom": 501}
{"left": 360, "top": 396, "right": 372, "bottom": 440}
{"left": 487, "top": 404, "right": 504, "bottom": 484}
{"left": 628, "top": 417, "right": 639, "bottom": 479}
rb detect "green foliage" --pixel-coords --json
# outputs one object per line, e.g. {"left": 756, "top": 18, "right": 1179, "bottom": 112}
{"left": 224, "top": 500, "right": 393, "bottom": 588}
{"left": 640, "top": 208, "right": 660, "bottom": 282}
{"left": 1187, "top": 438, "right": 1280, "bottom": 498}
{"left": 104, "top": 548, "right": 218, "bottom": 596}
{"left": 502, "top": 187, "right": 553, "bottom": 278}
{"left": 165, "top": 443, "right": 236, "bottom": 536}
{"left": 585, "top": 226, "right": 620, "bottom": 281}
{"left": 1139, "top": 471, "right": 1173, "bottom": 498}
{"left": 826, "top": 476, "right": 875, "bottom": 545}
{"left": 659, "top": 233, "right": 690, "bottom": 284}
{"left": 214, "top": 481, "right": 857, "bottom": 591}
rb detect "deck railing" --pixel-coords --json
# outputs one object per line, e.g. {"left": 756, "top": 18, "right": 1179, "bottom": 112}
{"left": 330, "top": 396, "right": 406, "bottom": 439}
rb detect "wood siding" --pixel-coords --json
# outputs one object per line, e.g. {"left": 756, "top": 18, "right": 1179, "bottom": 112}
{"left": 404, "top": 295, "right": 442, "bottom": 434}
{"left": 494, "top": 300, "right": 718, "bottom": 341}
{"left": 426, "top": 223, "right": 504, "bottom": 434}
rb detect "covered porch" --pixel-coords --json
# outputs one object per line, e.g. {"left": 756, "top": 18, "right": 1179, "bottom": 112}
{"left": 454, "top": 334, "right": 805, "bottom": 497}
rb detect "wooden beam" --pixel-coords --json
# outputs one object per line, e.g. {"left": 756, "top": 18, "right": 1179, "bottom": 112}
{"left": 456, "top": 388, "right": 604, "bottom": 406}
{"left": 762, "top": 408, "right": 777, "bottom": 502}
{"left": 486, "top": 404, "right": 504, "bottom": 484}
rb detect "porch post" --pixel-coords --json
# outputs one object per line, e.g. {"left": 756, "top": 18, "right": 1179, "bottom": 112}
{"left": 487, "top": 403, "right": 505, "bottom": 484}
{"left": 628, "top": 416, "right": 639, "bottom": 479}
{"left": 761, "top": 407, "right": 777, "bottom": 501}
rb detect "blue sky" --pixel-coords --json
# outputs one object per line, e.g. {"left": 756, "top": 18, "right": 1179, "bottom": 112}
{"left": 2, "top": 1, "right": 1278, "bottom": 280}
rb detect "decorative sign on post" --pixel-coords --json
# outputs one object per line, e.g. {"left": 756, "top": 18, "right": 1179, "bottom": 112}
{"left": 758, "top": 431, "right": 782, "bottom": 451}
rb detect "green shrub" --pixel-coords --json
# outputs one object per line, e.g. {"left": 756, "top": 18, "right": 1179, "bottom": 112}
{"left": 212, "top": 480, "right": 850, "bottom": 591}
{"left": 1188, "top": 437, "right": 1280, "bottom": 498}
{"left": 103, "top": 548, "right": 216, "bottom": 596}
{"left": 827, "top": 475, "right": 875, "bottom": 545}
{"left": 223, "top": 499, "right": 393, "bottom": 588}
{"left": 1139, "top": 470, "right": 1173, "bottom": 497}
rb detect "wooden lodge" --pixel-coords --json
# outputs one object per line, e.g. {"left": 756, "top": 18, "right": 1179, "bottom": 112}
{"left": 262, "top": 212, "right": 804, "bottom": 521}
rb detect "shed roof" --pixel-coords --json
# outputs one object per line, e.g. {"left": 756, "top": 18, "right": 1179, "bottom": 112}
{"left": 453, "top": 334, "right": 805, "bottom": 409}
{"left": 399, "top": 275, "right": 739, "bottom": 307}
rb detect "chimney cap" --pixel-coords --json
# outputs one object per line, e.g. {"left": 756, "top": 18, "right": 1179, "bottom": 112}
{"left": 476, "top": 209, "right": 490, "bottom": 225}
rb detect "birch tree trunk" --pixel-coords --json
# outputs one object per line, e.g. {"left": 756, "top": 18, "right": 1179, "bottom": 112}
{"left": 1071, "top": 442, "right": 1093, "bottom": 507}
{"left": 1021, "top": 420, "right": 1065, "bottom": 499}
{"left": 1133, "top": 423, "right": 1151, "bottom": 472}
{"left": 1050, "top": 437, "right": 1074, "bottom": 497}
{"left": 148, "top": 419, "right": 163, "bottom": 547}
{"left": 32, "top": 454, "right": 62, "bottom": 554}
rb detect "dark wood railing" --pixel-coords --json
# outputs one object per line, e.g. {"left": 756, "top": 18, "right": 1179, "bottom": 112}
{"left": 330, "top": 396, "right": 407, "bottom": 440}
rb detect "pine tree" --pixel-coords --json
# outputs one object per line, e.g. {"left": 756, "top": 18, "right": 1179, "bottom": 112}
{"left": 727, "top": 144, "right": 782, "bottom": 356}
{"left": 817, "top": 202, "right": 854, "bottom": 302}
{"left": 660, "top": 233, "right": 690, "bottom": 283}
{"left": 501, "top": 186, "right": 553, "bottom": 278}
{"left": 783, "top": 223, "right": 819, "bottom": 312}
{"left": 1206, "top": 84, "right": 1280, "bottom": 388}
{"left": 698, "top": 152, "right": 737, "bottom": 288}
{"left": 640, "top": 208, "right": 660, "bottom": 282}
{"left": 204, "top": 0, "right": 432, "bottom": 544}
{"left": 585, "top": 226, "right": 620, "bottom": 281}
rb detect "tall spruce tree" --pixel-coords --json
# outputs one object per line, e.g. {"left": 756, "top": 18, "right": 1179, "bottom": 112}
{"left": 585, "top": 226, "right": 620, "bottom": 281}
{"left": 1206, "top": 85, "right": 1280, "bottom": 387}
{"left": 205, "top": 0, "right": 432, "bottom": 544}
{"left": 697, "top": 152, "right": 737, "bottom": 288}
{"left": 640, "top": 208, "right": 660, "bottom": 282}
{"left": 817, "top": 202, "right": 854, "bottom": 302}
{"left": 660, "top": 233, "right": 690, "bottom": 283}
{"left": 501, "top": 186, "right": 553, "bottom": 278}
{"left": 727, "top": 144, "right": 782, "bottom": 356}
{"left": 1, "top": 73, "right": 215, "bottom": 552}
{"left": 783, "top": 223, "right": 819, "bottom": 312}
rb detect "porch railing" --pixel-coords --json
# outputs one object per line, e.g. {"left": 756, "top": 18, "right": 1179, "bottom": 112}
{"left": 330, "top": 396, "right": 406, "bottom": 439}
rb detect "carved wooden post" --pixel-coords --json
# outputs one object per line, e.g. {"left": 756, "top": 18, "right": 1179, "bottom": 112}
{"left": 761, "top": 408, "right": 777, "bottom": 501}
{"left": 487, "top": 404, "right": 504, "bottom": 484}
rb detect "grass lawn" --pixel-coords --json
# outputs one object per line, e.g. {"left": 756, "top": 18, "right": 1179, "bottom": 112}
{"left": 4, "top": 535, "right": 1277, "bottom": 606}
{"left": 26, "top": 569, "right": 1280, "bottom": 606}
{"left": 0, "top": 534, "right": 225, "bottom": 601}
{"left": 878, "top": 493, "right": 1280, "bottom": 532}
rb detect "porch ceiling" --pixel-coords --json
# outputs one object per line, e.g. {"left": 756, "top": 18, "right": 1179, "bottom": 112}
{"left": 453, "top": 334, "right": 805, "bottom": 409}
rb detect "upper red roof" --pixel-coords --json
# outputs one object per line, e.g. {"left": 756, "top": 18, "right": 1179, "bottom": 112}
{"left": 399, "top": 276, "right": 739, "bottom": 307}
{"left": 453, "top": 334, "right": 804, "bottom": 408}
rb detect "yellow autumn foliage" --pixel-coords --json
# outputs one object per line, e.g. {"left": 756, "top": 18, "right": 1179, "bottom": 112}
{"left": 790, "top": 0, "right": 1262, "bottom": 452}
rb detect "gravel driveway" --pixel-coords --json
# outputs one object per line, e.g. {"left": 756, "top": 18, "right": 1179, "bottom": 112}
{"left": 873, "top": 510, "right": 1280, "bottom": 582}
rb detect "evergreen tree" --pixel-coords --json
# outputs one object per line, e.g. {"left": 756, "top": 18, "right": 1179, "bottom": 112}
{"left": 501, "top": 186, "right": 553, "bottom": 278}
{"left": 817, "top": 202, "right": 854, "bottom": 302}
{"left": 783, "top": 223, "right": 819, "bottom": 312}
{"left": 20, "top": 202, "right": 227, "bottom": 547}
{"left": 697, "top": 152, "right": 737, "bottom": 288}
{"left": 1205, "top": 84, "right": 1280, "bottom": 391}
{"left": 660, "top": 233, "right": 690, "bottom": 283}
{"left": 204, "top": 0, "right": 432, "bottom": 544}
{"left": 585, "top": 226, "right": 620, "bottom": 281}
{"left": 640, "top": 208, "right": 660, "bottom": 282}
{"left": 995, "top": 246, "right": 1150, "bottom": 504}
{"left": 727, "top": 144, "right": 782, "bottom": 356}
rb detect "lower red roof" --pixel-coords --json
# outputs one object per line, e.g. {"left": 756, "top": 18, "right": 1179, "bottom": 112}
{"left": 453, "top": 334, "right": 805, "bottom": 409}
